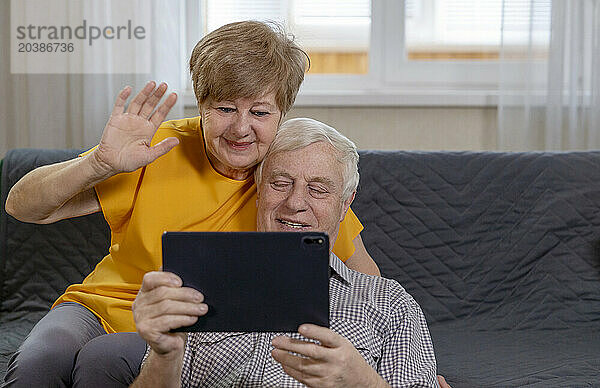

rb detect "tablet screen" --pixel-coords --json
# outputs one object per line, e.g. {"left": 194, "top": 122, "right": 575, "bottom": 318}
{"left": 162, "top": 231, "right": 330, "bottom": 332}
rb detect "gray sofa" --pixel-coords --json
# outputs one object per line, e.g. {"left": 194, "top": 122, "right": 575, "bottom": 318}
{"left": 1, "top": 148, "right": 599, "bottom": 387}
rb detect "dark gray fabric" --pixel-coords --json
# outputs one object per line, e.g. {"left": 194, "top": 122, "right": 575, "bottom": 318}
{"left": 72, "top": 332, "right": 146, "bottom": 388}
{"left": 2, "top": 302, "right": 106, "bottom": 387}
{"left": 430, "top": 323, "right": 600, "bottom": 387}
{"left": 0, "top": 149, "right": 111, "bottom": 375}
{"left": 352, "top": 150, "right": 600, "bottom": 386}
{"left": 1, "top": 148, "right": 600, "bottom": 386}
{"left": 2, "top": 302, "right": 145, "bottom": 388}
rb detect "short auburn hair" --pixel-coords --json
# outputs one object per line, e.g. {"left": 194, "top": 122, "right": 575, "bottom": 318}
{"left": 189, "top": 21, "right": 309, "bottom": 115}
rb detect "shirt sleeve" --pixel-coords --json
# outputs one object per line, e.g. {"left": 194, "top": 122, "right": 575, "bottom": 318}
{"left": 378, "top": 285, "right": 439, "bottom": 387}
{"left": 332, "top": 207, "right": 363, "bottom": 262}
{"left": 79, "top": 146, "right": 144, "bottom": 233}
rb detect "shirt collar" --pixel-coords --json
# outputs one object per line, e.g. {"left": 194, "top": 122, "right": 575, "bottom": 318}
{"left": 329, "top": 252, "right": 353, "bottom": 285}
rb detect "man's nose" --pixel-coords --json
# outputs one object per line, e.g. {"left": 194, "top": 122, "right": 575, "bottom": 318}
{"left": 284, "top": 185, "right": 308, "bottom": 212}
{"left": 230, "top": 112, "right": 252, "bottom": 138}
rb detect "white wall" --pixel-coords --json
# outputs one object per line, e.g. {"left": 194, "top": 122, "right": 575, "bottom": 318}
{"left": 185, "top": 106, "right": 499, "bottom": 151}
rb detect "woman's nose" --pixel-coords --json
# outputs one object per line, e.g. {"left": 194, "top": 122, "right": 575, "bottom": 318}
{"left": 230, "top": 112, "right": 252, "bottom": 138}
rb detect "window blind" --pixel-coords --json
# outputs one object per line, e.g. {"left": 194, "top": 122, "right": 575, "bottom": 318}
{"left": 406, "top": 0, "right": 551, "bottom": 46}
{"left": 205, "top": 0, "right": 286, "bottom": 32}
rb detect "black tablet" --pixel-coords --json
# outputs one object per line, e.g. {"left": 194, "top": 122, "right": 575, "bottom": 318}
{"left": 161, "top": 231, "right": 330, "bottom": 332}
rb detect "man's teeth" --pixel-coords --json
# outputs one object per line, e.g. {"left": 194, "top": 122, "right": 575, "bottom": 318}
{"left": 279, "top": 219, "right": 306, "bottom": 228}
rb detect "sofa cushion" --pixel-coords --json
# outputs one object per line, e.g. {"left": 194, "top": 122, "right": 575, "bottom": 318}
{"left": 0, "top": 149, "right": 111, "bottom": 376}
{"left": 0, "top": 149, "right": 110, "bottom": 318}
{"left": 2, "top": 148, "right": 599, "bottom": 386}
{"left": 352, "top": 151, "right": 600, "bottom": 386}
{"left": 353, "top": 151, "right": 600, "bottom": 330}
{"left": 430, "top": 323, "right": 600, "bottom": 387}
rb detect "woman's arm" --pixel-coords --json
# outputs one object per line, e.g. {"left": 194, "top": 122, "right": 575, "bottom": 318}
{"left": 5, "top": 81, "right": 178, "bottom": 224}
{"left": 5, "top": 155, "right": 105, "bottom": 223}
{"left": 344, "top": 234, "right": 381, "bottom": 276}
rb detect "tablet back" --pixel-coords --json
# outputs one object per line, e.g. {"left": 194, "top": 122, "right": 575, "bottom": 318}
{"left": 162, "top": 232, "right": 330, "bottom": 332}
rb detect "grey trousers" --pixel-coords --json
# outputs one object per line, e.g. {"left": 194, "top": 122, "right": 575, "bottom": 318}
{"left": 2, "top": 302, "right": 147, "bottom": 388}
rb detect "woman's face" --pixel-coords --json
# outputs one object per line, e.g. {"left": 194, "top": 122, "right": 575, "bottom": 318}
{"left": 200, "top": 92, "right": 282, "bottom": 180}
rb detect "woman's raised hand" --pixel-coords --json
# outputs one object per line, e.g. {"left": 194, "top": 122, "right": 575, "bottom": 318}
{"left": 92, "top": 81, "right": 180, "bottom": 175}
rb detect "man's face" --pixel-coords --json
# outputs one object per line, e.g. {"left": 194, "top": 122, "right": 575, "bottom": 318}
{"left": 256, "top": 141, "right": 353, "bottom": 247}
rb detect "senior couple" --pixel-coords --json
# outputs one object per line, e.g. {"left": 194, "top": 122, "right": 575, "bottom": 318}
{"left": 4, "top": 21, "right": 446, "bottom": 387}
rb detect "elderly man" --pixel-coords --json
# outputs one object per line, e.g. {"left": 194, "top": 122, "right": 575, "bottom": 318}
{"left": 131, "top": 118, "right": 439, "bottom": 387}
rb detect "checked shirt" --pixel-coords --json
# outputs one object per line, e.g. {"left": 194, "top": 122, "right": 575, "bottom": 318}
{"left": 142, "top": 254, "right": 438, "bottom": 387}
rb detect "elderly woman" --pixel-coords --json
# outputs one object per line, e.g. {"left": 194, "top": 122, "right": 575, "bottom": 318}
{"left": 3, "top": 21, "right": 379, "bottom": 387}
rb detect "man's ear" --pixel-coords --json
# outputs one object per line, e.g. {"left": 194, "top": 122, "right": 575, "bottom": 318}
{"left": 339, "top": 191, "right": 356, "bottom": 222}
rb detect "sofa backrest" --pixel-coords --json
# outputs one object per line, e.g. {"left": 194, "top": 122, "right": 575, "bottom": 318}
{"left": 2, "top": 148, "right": 599, "bottom": 331}
{"left": 0, "top": 149, "right": 110, "bottom": 316}
{"left": 353, "top": 151, "right": 600, "bottom": 330}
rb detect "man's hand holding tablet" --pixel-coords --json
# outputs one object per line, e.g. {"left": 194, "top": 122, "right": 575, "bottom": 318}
{"left": 132, "top": 271, "right": 206, "bottom": 355}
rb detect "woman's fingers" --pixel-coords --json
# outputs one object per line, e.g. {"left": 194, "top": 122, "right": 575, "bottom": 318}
{"left": 144, "top": 137, "right": 180, "bottom": 165}
{"left": 109, "top": 82, "right": 177, "bottom": 133}
{"left": 126, "top": 81, "right": 156, "bottom": 115}
{"left": 150, "top": 92, "right": 178, "bottom": 128}
{"left": 139, "top": 82, "right": 168, "bottom": 119}
{"left": 110, "top": 86, "right": 132, "bottom": 117}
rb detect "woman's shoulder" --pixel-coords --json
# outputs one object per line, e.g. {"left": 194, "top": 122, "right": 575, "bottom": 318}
{"left": 154, "top": 116, "right": 203, "bottom": 143}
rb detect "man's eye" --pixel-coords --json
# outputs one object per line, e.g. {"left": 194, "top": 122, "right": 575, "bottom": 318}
{"left": 217, "top": 107, "right": 235, "bottom": 113}
{"left": 252, "top": 110, "right": 269, "bottom": 117}
{"left": 271, "top": 181, "right": 290, "bottom": 190}
{"left": 309, "top": 187, "right": 328, "bottom": 196}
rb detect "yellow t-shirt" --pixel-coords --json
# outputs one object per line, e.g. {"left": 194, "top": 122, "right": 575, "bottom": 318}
{"left": 53, "top": 116, "right": 363, "bottom": 333}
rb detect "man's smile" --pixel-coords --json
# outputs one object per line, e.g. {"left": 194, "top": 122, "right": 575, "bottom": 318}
{"left": 276, "top": 218, "right": 311, "bottom": 229}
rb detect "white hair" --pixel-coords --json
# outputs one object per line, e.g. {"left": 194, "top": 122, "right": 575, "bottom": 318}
{"left": 255, "top": 117, "right": 359, "bottom": 201}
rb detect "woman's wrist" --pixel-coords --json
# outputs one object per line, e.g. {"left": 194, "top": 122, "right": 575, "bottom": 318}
{"left": 86, "top": 149, "right": 118, "bottom": 180}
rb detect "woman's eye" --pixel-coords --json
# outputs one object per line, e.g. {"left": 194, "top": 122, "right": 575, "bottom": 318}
{"left": 252, "top": 110, "right": 269, "bottom": 117}
{"left": 217, "top": 107, "right": 235, "bottom": 113}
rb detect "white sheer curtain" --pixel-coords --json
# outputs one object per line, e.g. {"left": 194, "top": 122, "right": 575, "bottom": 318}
{"left": 497, "top": 0, "right": 600, "bottom": 150}
{"left": 0, "top": 1, "right": 186, "bottom": 158}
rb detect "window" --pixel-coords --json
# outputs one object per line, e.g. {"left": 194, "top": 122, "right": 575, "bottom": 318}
{"left": 290, "top": 0, "right": 370, "bottom": 74}
{"left": 406, "top": 0, "right": 551, "bottom": 60}
{"left": 184, "top": 0, "right": 553, "bottom": 106}
{"left": 380, "top": 0, "right": 551, "bottom": 92}
{"left": 200, "top": 0, "right": 371, "bottom": 74}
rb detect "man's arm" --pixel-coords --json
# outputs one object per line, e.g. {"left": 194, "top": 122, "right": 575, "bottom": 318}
{"left": 131, "top": 349, "right": 185, "bottom": 388}
{"left": 378, "top": 292, "right": 439, "bottom": 387}
{"left": 130, "top": 271, "right": 207, "bottom": 388}
{"left": 272, "top": 324, "right": 390, "bottom": 388}
{"left": 5, "top": 82, "right": 178, "bottom": 224}
{"left": 345, "top": 234, "right": 381, "bottom": 276}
